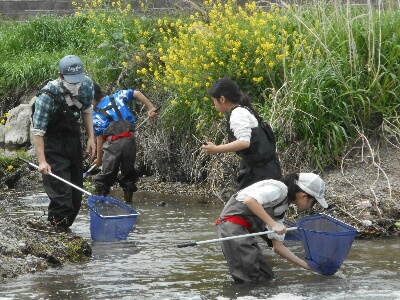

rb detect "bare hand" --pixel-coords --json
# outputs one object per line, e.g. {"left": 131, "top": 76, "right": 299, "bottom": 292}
{"left": 201, "top": 141, "right": 218, "bottom": 154}
{"left": 93, "top": 158, "right": 102, "bottom": 168}
{"left": 87, "top": 138, "right": 96, "bottom": 160}
{"left": 38, "top": 161, "right": 51, "bottom": 175}
{"left": 148, "top": 108, "right": 158, "bottom": 119}
{"left": 272, "top": 223, "right": 287, "bottom": 235}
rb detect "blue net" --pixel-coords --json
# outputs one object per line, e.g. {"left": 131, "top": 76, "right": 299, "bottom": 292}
{"left": 296, "top": 214, "right": 358, "bottom": 275}
{"left": 87, "top": 196, "right": 140, "bottom": 242}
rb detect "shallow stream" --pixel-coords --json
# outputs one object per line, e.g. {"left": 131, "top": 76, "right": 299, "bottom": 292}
{"left": 0, "top": 189, "right": 399, "bottom": 300}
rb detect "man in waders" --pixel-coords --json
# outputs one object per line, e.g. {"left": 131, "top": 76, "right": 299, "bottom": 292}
{"left": 31, "top": 55, "right": 96, "bottom": 231}
{"left": 92, "top": 83, "right": 157, "bottom": 203}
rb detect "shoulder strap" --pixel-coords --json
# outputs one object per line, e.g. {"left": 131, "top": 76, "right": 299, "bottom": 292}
{"left": 94, "top": 95, "right": 124, "bottom": 122}
{"left": 94, "top": 106, "right": 113, "bottom": 122}
{"left": 239, "top": 105, "right": 276, "bottom": 144}
{"left": 109, "top": 95, "right": 124, "bottom": 119}
{"left": 39, "top": 89, "right": 62, "bottom": 104}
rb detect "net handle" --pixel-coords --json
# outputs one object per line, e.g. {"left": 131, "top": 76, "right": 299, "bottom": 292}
{"left": 19, "top": 157, "right": 92, "bottom": 196}
{"left": 177, "top": 227, "right": 298, "bottom": 248}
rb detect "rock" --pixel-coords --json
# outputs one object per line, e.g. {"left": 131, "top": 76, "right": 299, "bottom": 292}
{"left": 4, "top": 104, "right": 32, "bottom": 149}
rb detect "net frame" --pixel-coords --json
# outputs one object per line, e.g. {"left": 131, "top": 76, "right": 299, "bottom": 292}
{"left": 296, "top": 213, "right": 358, "bottom": 275}
{"left": 87, "top": 196, "right": 140, "bottom": 242}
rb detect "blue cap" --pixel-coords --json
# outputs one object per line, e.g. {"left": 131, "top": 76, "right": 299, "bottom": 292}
{"left": 58, "top": 55, "right": 85, "bottom": 83}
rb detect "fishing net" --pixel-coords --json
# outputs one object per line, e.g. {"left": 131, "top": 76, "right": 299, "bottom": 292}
{"left": 87, "top": 196, "right": 140, "bottom": 242}
{"left": 296, "top": 213, "right": 358, "bottom": 275}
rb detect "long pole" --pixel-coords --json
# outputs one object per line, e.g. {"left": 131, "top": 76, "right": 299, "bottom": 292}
{"left": 18, "top": 157, "right": 92, "bottom": 196}
{"left": 177, "top": 226, "right": 299, "bottom": 247}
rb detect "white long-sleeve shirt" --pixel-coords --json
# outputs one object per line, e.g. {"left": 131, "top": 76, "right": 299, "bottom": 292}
{"left": 229, "top": 107, "right": 258, "bottom": 142}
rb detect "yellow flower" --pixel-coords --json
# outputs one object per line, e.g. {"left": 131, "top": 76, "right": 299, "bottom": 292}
{"left": 171, "top": 100, "right": 178, "bottom": 105}
{"left": 1, "top": 119, "right": 5, "bottom": 125}
{"left": 252, "top": 77, "right": 263, "bottom": 83}
{"left": 5, "top": 112, "right": 10, "bottom": 117}
{"left": 122, "top": 61, "right": 128, "bottom": 68}
{"left": 8, "top": 165, "right": 13, "bottom": 171}
{"left": 142, "top": 84, "right": 146, "bottom": 89}
{"left": 91, "top": 28, "right": 96, "bottom": 34}
{"left": 7, "top": 125, "right": 11, "bottom": 130}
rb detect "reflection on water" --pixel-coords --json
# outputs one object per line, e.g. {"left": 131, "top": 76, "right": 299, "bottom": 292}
{"left": 0, "top": 189, "right": 399, "bottom": 300}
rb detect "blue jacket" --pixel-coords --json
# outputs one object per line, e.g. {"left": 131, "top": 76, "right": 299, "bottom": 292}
{"left": 93, "top": 89, "right": 137, "bottom": 136}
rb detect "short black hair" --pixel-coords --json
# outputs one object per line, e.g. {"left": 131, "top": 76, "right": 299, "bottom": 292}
{"left": 93, "top": 82, "right": 105, "bottom": 102}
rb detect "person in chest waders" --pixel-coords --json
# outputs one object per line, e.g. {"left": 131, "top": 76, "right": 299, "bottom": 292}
{"left": 217, "top": 172, "right": 329, "bottom": 283}
{"left": 31, "top": 55, "right": 96, "bottom": 232}
{"left": 202, "top": 77, "right": 282, "bottom": 192}
{"left": 92, "top": 83, "right": 157, "bottom": 203}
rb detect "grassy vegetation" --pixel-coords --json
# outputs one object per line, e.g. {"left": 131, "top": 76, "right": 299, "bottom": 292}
{"left": 1, "top": 0, "right": 399, "bottom": 184}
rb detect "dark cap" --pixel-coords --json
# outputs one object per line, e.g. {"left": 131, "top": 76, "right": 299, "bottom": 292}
{"left": 58, "top": 55, "right": 85, "bottom": 83}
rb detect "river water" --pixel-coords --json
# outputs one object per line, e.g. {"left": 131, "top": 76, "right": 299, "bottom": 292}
{"left": 0, "top": 189, "right": 399, "bottom": 300}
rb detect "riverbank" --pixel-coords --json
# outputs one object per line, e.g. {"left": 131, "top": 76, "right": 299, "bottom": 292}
{"left": 1, "top": 138, "right": 399, "bottom": 282}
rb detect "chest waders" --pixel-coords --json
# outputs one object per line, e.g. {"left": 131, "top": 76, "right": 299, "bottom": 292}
{"left": 217, "top": 181, "right": 288, "bottom": 282}
{"left": 93, "top": 96, "right": 138, "bottom": 202}
{"left": 37, "top": 89, "right": 83, "bottom": 229}
{"left": 227, "top": 106, "right": 282, "bottom": 190}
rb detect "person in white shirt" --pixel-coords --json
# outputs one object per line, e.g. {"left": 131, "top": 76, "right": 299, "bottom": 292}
{"left": 202, "top": 77, "right": 281, "bottom": 191}
{"left": 216, "top": 172, "right": 329, "bottom": 283}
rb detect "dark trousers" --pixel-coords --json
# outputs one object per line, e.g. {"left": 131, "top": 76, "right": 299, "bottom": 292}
{"left": 94, "top": 136, "right": 138, "bottom": 196}
{"left": 217, "top": 221, "right": 274, "bottom": 283}
{"left": 43, "top": 132, "right": 83, "bottom": 228}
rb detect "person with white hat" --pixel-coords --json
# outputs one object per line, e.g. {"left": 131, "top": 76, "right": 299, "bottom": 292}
{"left": 216, "top": 172, "right": 328, "bottom": 283}
{"left": 31, "top": 54, "right": 96, "bottom": 232}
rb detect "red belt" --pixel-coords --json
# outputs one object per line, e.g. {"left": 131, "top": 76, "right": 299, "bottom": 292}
{"left": 216, "top": 215, "right": 251, "bottom": 229}
{"left": 106, "top": 131, "right": 132, "bottom": 141}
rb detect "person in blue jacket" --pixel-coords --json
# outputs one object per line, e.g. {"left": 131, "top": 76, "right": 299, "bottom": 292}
{"left": 92, "top": 83, "right": 157, "bottom": 203}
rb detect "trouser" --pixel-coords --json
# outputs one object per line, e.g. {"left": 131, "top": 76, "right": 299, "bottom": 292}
{"left": 43, "top": 132, "right": 83, "bottom": 228}
{"left": 236, "top": 158, "right": 282, "bottom": 191}
{"left": 217, "top": 221, "right": 274, "bottom": 283}
{"left": 94, "top": 135, "right": 138, "bottom": 196}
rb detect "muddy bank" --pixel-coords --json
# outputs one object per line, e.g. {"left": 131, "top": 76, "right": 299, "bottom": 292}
{"left": 1, "top": 139, "right": 399, "bottom": 282}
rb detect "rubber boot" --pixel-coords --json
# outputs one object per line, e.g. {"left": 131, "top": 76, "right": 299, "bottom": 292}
{"left": 124, "top": 190, "right": 134, "bottom": 203}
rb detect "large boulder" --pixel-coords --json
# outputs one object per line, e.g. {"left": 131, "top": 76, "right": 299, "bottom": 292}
{"left": 4, "top": 104, "right": 32, "bottom": 149}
